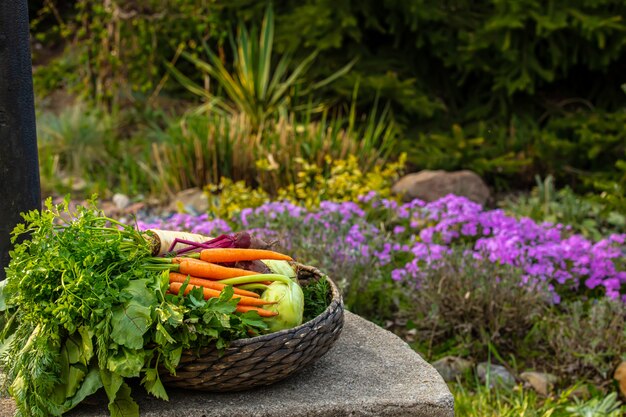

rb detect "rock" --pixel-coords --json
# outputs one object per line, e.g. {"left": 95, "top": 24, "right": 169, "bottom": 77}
{"left": 477, "top": 362, "right": 516, "bottom": 389}
{"left": 167, "top": 188, "right": 208, "bottom": 215}
{"left": 0, "top": 312, "right": 454, "bottom": 417}
{"left": 520, "top": 371, "right": 557, "bottom": 396}
{"left": 432, "top": 356, "right": 473, "bottom": 382}
{"left": 614, "top": 362, "right": 626, "bottom": 397}
{"left": 112, "top": 193, "right": 130, "bottom": 210}
{"left": 391, "top": 170, "right": 490, "bottom": 205}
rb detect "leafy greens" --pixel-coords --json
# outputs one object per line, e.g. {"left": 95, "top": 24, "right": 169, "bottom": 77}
{"left": 0, "top": 198, "right": 267, "bottom": 417}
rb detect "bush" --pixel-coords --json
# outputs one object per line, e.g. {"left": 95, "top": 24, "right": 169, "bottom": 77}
{"left": 407, "top": 251, "right": 549, "bottom": 359}
{"left": 221, "top": 0, "right": 626, "bottom": 122}
{"left": 34, "top": 1, "right": 626, "bottom": 120}
{"left": 37, "top": 103, "right": 156, "bottom": 197}
{"left": 404, "top": 109, "right": 626, "bottom": 197}
{"left": 501, "top": 176, "right": 626, "bottom": 240}
{"left": 143, "top": 106, "right": 398, "bottom": 197}
{"left": 538, "top": 299, "right": 626, "bottom": 386}
{"left": 32, "top": 0, "right": 228, "bottom": 107}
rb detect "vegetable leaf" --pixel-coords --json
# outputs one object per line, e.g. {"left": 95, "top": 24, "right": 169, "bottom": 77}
{"left": 110, "top": 303, "right": 152, "bottom": 350}
{"left": 109, "top": 381, "right": 139, "bottom": 417}
{"left": 141, "top": 368, "right": 169, "bottom": 401}
{"left": 62, "top": 367, "right": 103, "bottom": 412}
{"left": 110, "top": 280, "right": 156, "bottom": 350}
{"left": 107, "top": 347, "right": 146, "bottom": 378}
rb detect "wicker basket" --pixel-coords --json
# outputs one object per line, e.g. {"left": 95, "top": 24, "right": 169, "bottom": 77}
{"left": 159, "top": 264, "right": 344, "bottom": 392}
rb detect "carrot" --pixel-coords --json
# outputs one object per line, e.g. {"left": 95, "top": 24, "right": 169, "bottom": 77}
{"left": 169, "top": 272, "right": 260, "bottom": 298}
{"left": 235, "top": 305, "right": 278, "bottom": 317}
{"left": 168, "top": 282, "right": 272, "bottom": 307}
{"left": 199, "top": 248, "right": 292, "bottom": 263}
{"left": 175, "top": 259, "right": 259, "bottom": 280}
{"left": 171, "top": 257, "right": 205, "bottom": 264}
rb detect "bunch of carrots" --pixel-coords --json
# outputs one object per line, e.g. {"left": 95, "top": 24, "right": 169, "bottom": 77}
{"left": 149, "top": 247, "right": 295, "bottom": 318}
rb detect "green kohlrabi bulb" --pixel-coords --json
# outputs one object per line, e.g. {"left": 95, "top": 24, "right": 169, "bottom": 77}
{"left": 261, "top": 280, "right": 304, "bottom": 333}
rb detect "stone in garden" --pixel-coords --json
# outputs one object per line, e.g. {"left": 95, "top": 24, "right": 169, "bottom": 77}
{"left": 112, "top": 193, "right": 131, "bottom": 210}
{"left": 520, "top": 371, "right": 557, "bottom": 396}
{"left": 0, "top": 312, "right": 454, "bottom": 417}
{"left": 391, "top": 170, "right": 490, "bottom": 205}
{"left": 432, "top": 355, "right": 473, "bottom": 382}
{"left": 167, "top": 188, "right": 208, "bottom": 214}
{"left": 614, "top": 361, "right": 626, "bottom": 397}
{"left": 477, "top": 362, "right": 516, "bottom": 389}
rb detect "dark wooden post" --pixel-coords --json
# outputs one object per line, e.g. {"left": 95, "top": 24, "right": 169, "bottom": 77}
{"left": 0, "top": 1, "right": 41, "bottom": 280}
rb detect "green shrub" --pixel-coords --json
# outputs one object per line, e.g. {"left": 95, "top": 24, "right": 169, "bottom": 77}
{"left": 32, "top": 1, "right": 228, "bottom": 107}
{"left": 404, "top": 109, "right": 626, "bottom": 197}
{"left": 220, "top": 0, "right": 626, "bottom": 122}
{"left": 37, "top": 103, "right": 154, "bottom": 197}
{"left": 168, "top": 5, "right": 354, "bottom": 129}
{"left": 404, "top": 121, "right": 533, "bottom": 187}
{"left": 33, "top": 1, "right": 626, "bottom": 121}
{"left": 143, "top": 103, "right": 397, "bottom": 198}
{"left": 407, "top": 250, "right": 550, "bottom": 360}
{"left": 536, "top": 110, "right": 626, "bottom": 187}
{"left": 275, "top": 154, "right": 405, "bottom": 209}
{"left": 537, "top": 299, "right": 626, "bottom": 386}
{"left": 501, "top": 176, "right": 626, "bottom": 240}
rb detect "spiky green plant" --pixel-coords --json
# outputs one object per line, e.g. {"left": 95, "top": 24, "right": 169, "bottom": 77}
{"left": 167, "top": 5, "right": 355, "bottom": 128}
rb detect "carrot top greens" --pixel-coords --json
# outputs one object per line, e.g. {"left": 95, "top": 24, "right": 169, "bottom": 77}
{"left": 0, "top": 198, "right": 267, "bottom": 417}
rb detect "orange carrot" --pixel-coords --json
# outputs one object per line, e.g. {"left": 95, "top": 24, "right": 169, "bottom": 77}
{"left": 176, "top": 259, "right": 258, "bottom": 280}
{"left": 169, "top": 272, "right": 260, "bottom": 298}
{"left": 168, "top": 282, "right": 272, "bottom": 307}
{"left": 171, "top": 257, "right": 206, "bottom": 264}
{"left": 199, "top": 248, "right": 292, "bottom": 263}
{"left": 235, "top": 305, "right": 278, "bottom": 317}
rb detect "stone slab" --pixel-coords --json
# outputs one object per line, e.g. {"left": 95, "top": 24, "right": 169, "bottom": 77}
{"left": 0, "top": 311, "right": 454, "bottom": 416}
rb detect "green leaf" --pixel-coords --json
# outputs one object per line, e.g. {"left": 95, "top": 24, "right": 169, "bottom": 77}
{"left": 111, "top": 302, "right": 151, "bottom": 350}
{"left": 110, "top": 280, "right": 156, "bottom": 350}
{"left": 108, "top": 381, "right": 139, "bottom": 417}
{"left": 65, "top": 365, "right": 87, "bottom": 400}
{"left": 78, "top": 326, "right": 94, "bottom": 363}
{"left": 141, "top": 368, "right": 169, "bottom": 401}
{"left": 0, "top": 279, "right": 7, "bottom": 311}
{"left": 155, "top": 322, "right": 176, "bottom": 345}
{"left": 62, "top": 367, "right": 103, "bottom": 412}
{"left": 161, "top": 346, "right": 183, "bottom": 374}
{"left": 107, "top": 347, "right": 146, "bottom": 378}
{"left": 101, "top": 370, "right": 139, "bottom": 417}
{"left": 100, "top": 369, "right": 123, "bottom": 403}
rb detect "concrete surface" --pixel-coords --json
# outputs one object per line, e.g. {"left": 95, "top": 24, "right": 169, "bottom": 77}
{"left": 1, "top": 311, "right": 454, "bottom": 416}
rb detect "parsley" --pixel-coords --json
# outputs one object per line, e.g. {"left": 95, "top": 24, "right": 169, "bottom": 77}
{"left": 0, "top": 198, "right": 267, "bottom": 417}
{"left": 302, "top": 277, "right": 331, "bottom": 323}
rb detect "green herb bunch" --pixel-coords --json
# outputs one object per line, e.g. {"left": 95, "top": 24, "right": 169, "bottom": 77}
{"left": 0, "top": 198, "right": 267, "bottom": 417}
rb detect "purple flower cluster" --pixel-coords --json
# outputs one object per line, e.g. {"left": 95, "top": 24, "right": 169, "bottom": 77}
{"left": 136, "top": 213, "right": 231, "bottom": 237}
{"left": 382, "top": 195, "right": 626, "bottom": 302}
{"left": 136, "top": 194, "right": 626, "bottom": 303}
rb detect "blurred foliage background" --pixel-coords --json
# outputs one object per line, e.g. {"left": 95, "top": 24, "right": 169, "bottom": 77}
{"left": 28, "top": 0, "right": 626, "bottom": 213}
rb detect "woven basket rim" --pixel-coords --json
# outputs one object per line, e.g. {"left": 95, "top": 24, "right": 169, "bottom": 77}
{"left": 224, "top": 263, "right": 342, "bottom": 347}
